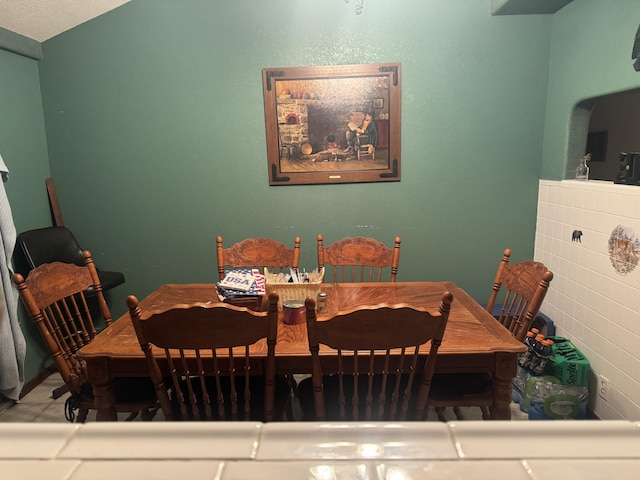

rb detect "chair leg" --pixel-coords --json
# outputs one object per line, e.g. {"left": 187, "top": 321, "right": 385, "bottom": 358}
{"left": 285, "top": 374, "right": 299, "bottom": 397}
{"left": 480, "top": 406, "right": 490, "bottom": 420}
{"left": 140, "top": 406, "right": 159, "bottom": 421}
{"left": 285, "top": 397, "right": 294, "bottom": 421}
{"left": 421, "top": 405, "right": 432, "bottom": 421}
{"left": 51, "top": 384, "right": 69, "bottom": 400}
{"left": 123, "top": 411, "right": 140, "bottom": 421}
{"left": 76, "top": 408, "right": 89, "bottom": 423}
{"left": 451, "top": 405, "right": 490, "bottom": 420}
{"left": 435, "top": 407, "right": 447, "bottom": 422}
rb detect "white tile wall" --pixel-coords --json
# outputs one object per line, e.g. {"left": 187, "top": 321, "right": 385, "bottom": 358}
{"left": 2, "top": 422, "right": 640, "bottom": 479}
{"left": 535, "top": 180, "right": 640, "bottom": 421}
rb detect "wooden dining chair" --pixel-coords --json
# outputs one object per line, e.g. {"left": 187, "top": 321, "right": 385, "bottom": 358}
{"left": 128, "top": 292, "right": 293, "bottom": 421}
{"left": 428, "top": 248, "right": 554, "bottom": 420}
{"left": 12, "top": 251, "right": 158, "bottom": 423}
{"left": 485, "top": 248, "right": 555, "bottom": 342}
{"left": 316, "top": 234, "right": 401, "bottom": 283}
{"left": 297, "top": 291, "right": 453, "bottom": 421}
{"left": 216, "top": 236, "right": 301, "bottom": 281}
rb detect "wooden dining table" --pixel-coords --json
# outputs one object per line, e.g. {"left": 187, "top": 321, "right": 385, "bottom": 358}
{"left": 77, "top": 281, "right": 525, "bottom": 421}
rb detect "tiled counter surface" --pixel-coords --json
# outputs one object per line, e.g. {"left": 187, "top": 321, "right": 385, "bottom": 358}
{"left": 2, "top": 421, "right": 640, "bottom": 479}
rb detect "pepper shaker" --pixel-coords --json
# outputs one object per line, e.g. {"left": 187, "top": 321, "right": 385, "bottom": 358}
{"left": 316, "top": 291, "right": 328, "bottom": 314}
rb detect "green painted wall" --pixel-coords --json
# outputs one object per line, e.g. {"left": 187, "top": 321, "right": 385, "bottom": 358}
{"left": 37, "top": 0, "right": 552, "bottom": 325}
{"left": 542, "top": 0, "right": 640, "bottom": 180}
{"left": 2, "top": 0, "right": 635, "bottom": 386}
{"left": 14, "top": 0, "right": 640, "bottom": 387}
{"left": 0, "top": 48, "right": 53, "bottom": 381}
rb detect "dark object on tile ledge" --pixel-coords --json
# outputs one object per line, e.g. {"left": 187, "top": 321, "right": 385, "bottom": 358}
{"left": 615, "top": 152, "right": 640, "bottom": 185}
{"left": 572, "top": 230, "right": 582, "bottom": 242}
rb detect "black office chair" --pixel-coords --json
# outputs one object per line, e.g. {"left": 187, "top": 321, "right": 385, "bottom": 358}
{"left": 14, "top": 226, "right": 125, "bottom": 295}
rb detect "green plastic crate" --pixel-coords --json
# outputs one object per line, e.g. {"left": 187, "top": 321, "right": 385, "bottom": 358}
{"left": 545, "top": 337, "right": 590, "bottom": 387}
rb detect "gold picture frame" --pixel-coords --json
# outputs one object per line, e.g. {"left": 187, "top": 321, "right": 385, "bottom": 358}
{"left": 262, "top": 63, "right": 401, "bottom": 186}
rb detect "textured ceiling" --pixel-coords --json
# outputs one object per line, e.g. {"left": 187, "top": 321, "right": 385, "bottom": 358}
{"left": 0, "top": 0, "right": 130, "bottom": 42}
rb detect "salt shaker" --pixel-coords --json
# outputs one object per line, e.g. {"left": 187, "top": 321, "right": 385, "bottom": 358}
{"left": 316, "top": 291, "right": 328, "bottom": 314}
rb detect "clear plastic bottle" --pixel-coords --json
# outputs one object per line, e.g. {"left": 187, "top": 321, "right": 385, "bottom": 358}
{"left": 512, "top": 364, "right": 530, "bottom": 405}
{"left": 528, "top": 379, "right": 589, "bottom": 420}
{"left": 520, "top": 334, "right": 534, "bottom": 370}
{"left": 525, "top": 334, "right": 545, "bottom": 372}
{"left": 519, "top": 330, "right": 536, "bottom": 369}
{"left": 535, "top": 339, "right": 554, "bottom": 374}
{"left": 530, "top": 335, "right": 551, "bottom": 375}
{"left": 575, "top": 154, "right": 590, "bottom": 181}
{"left": 528, "top": 380, "right": 554, "bottom": 420}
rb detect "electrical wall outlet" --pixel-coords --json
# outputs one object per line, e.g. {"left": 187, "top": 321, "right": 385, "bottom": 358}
{"left": 598, "top": 375, "right": 609, "bottom": 401}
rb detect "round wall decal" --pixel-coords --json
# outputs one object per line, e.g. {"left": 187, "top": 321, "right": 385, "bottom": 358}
{"left": 608, "top": 225, "right": 640, "bottom": 275}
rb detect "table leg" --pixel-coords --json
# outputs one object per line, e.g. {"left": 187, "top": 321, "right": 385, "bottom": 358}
{"left": 85, "top": 358, "right": 118, "bottom": 421}
{"left": 490, "top": 352, "right": 517, "bottom": 420}
{"left": 92, "top": 380, "right": 118, "bottom": 421}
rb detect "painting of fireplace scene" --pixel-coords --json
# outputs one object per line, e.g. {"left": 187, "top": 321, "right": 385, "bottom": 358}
{"left": 262, "top": 63, "right": 401, "bottom": 185}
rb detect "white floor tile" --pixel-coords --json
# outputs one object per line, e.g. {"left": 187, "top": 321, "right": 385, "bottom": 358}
{"left": 18, "top": 384, "right": 58, "bottom": 404}
{"left": 33, "top": 403, "right": 72, "bottom": 423}
{"left": 0, "top": 402, "right": 50, "bottom": 422}
{"left": 0, "top": 460, "right": 80, "bottom": 480}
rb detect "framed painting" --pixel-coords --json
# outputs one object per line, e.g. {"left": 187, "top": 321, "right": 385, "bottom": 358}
{"left": 262, "top": 63, "right": 401, "bottom": 185}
